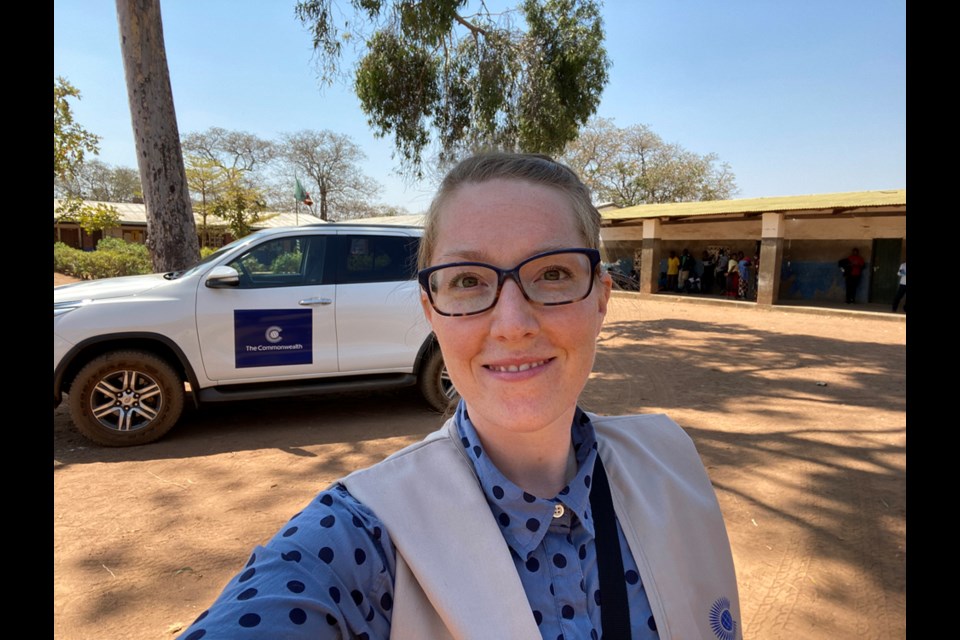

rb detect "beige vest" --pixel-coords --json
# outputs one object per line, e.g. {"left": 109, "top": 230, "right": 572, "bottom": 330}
{"left": 343, "top": 413, "right": 741, "bottom": 640}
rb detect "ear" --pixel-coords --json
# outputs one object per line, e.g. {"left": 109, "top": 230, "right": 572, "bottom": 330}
{"left": 420, "top": 289, "right": 437, "bottom": 329}
{"left": 595, "top": 271, "right": 613, "bottom": 330}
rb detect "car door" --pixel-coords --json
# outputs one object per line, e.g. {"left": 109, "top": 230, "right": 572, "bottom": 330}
{"left": 333, "top": 232, "right": 430, "bottom": 373}
{"left": 195, "top": 232, "right": 340, "bottom": 382}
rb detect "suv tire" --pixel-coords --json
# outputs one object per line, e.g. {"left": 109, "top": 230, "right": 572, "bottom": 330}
{"left": 418, "top": 345, "right": 458, "bottom": 414}
{"left": 67, "top": 350, "right": 185, "bottom": 447}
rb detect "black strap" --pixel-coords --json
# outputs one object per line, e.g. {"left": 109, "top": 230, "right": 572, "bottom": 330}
{"left": 590, "top": 454, "right": 632, "bottom": 639}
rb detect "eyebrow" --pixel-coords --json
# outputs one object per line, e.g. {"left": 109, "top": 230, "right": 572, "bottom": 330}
{"left": 436, "top": 245, "right": 576, "bottom": 264}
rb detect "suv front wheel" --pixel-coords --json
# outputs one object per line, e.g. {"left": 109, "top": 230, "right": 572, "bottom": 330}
{"left": 67, "top": 350, "right": 185, "bottom": 447}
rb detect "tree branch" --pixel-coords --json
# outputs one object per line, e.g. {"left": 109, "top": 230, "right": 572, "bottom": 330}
{"left": 453, "top": 12, "right": 487, "bottom": 37}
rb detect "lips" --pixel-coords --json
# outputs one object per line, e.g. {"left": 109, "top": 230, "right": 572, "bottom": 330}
{"left": 485, "top": 359, "right": 551, "bottom": 373}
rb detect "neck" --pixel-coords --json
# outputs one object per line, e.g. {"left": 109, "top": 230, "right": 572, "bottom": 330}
{"left": 469, "top": 410, "right": 577, "bottom": 498}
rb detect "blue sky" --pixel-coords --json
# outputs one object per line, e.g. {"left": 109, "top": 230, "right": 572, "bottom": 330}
{"left": 53, "top": 0, "right": 906, "bottom": 214}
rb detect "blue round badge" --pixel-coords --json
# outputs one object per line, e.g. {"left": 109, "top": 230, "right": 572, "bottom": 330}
{"left": 709, "top": 596, "right": 737, "bottom": 640}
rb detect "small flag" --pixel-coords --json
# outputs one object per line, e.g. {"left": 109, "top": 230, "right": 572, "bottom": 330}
{"left": 295, "top": 178, "right": 311, "bottom": 204}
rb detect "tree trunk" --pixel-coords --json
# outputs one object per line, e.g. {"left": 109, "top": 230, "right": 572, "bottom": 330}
{"left": 319, "top": 179, "right": 328, "bottom": 221}
{"left": 116, "top": 0, "right": 199, "bottom": 272}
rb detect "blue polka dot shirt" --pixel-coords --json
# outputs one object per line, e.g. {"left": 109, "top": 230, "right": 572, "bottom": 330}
{"left": 178, "top": 403, "right": 659, "bottom": 639}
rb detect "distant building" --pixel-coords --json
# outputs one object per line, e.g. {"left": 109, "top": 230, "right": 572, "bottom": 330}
{"left": 53, "top": 200, "right": 326, "bottom": 250}
{"left": 599, "top": 189, "right": 906, "bottom": 305}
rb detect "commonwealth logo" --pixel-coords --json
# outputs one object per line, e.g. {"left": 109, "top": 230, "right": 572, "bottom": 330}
{"left": 709, "top": 596, "right": 737, "bottom": 640}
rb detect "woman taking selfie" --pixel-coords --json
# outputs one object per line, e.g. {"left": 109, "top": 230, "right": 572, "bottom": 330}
{"left": 180, "top": 152, "right": 741, "bottom": 640}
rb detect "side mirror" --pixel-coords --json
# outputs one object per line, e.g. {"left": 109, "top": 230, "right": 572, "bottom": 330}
{"left": 205, "top": 266, "right": 241, "bottom": 288}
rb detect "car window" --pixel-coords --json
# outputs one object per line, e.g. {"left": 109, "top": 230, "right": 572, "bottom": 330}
{"left": 337, "top": 235, "right": 419, "bottom": 284}
{"left": 177, "top": 231, "right": 271, "bottom": 279}
{"left": 228, "top": 236, "right": 329, "bottom": 288}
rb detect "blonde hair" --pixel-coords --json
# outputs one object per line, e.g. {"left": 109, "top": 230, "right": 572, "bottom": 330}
{"left": 417, "top": 152, "right": 600, "bottom": 270}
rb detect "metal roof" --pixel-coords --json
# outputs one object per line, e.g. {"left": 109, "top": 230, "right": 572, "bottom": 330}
{"left": 51, "top": 201, "right": 154, "bottom": 224}
{"left": 601, "top": 189, "right": 906, "bottom": 222}
{"left": 53, "top": 200, "right": 326, "bottom": 229}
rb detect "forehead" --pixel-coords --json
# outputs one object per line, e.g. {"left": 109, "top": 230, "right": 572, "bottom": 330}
{"left": 432, "top": 179, "right": 582, "bottom": 263}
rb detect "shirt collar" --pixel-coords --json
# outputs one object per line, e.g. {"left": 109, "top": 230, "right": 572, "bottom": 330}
{"left": 454, "top": 401, "right": 598, "bottom": 558}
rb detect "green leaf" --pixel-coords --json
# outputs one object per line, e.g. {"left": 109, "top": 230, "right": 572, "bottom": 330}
{"left": 297, "top": 0, "right": 610, "bottom": 176}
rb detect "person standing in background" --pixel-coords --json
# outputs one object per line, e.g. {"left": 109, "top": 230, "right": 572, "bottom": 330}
{"left": 666, "top": 250, "right": 680, "bottom": 292}
{"left": 678, "top": 249, "right": 694, "bottom": 292}
{"left": 701, "top": 250, "right": 715, "bottom": 295}
{"left": 891, "top": 261, "right": 906, "bottom": 312}
{"left": 737, "top": 252, "right": 750, "bottom": 300}
{"left": 843, "top": 248, "right": 866, "bottom": 303}
{"left": 714, "top": 248, "right": 727, "bottom": 295}
{"left": 726, "top": 252, "right": 739, "bottom": 298}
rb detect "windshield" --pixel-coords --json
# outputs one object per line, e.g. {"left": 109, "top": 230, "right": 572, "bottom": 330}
{"left": 172, "top": 233, "right": 270, "bottom": 279}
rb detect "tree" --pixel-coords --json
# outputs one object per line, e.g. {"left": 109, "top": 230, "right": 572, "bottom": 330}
{"left": 54, "top": 77, "right": 101, "bottom": 183}
{"left": 185, "top": 155, "right": 229, "bottom": 248}
{"left": 56, "top": 159, "right": 143, "bottom": 203}
{"left": 53, "top": 77, "right": 121, "bottom": 236}
{"left": 54, "top": 199, "right": 123, "bottom": 239}
{"left": 116, "top": 0, "right": 200, "bottom": 272}
{"left": 295, "top": 0, "right": 610, "bottom": 178}
{"left": 337, "top": 201, "right": 411, "bottom": 219}
{"left": 182, "top": 128, "right": 276, "bottom": 237}
{"left": 211, "top": 172, "right": 267, "bottom": 240}
{"left": 181, "top": 127, "right": 277, "bottom": 175}
{"left": 560, "top": 117, "right": 739, "bottom": 206}
{"left": 281, "top": 130, "right": 381, "bottom": 221}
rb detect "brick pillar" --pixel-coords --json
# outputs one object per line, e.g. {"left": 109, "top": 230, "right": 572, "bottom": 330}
{"left": 757, "top": 212, "right": 784, "bottom": 306}
{"left": 639, "top": 219, "right": 662, "bottom": 295}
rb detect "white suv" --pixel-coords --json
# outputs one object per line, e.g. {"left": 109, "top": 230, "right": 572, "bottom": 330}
{"left": 54, "top": 224, "right": 456, "bottom": 446}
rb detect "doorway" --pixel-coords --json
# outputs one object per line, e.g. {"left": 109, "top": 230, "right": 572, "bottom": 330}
{"left": 869, "top": 238, "right": 903, "bottom": 303}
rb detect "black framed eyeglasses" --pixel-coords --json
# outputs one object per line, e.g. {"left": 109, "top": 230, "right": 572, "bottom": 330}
{"left": 418, "top": 248, "right": 602, "bottom": 317}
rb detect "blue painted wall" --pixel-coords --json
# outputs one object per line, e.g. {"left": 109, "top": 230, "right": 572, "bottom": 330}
{"left": 778, "top": 260, "right": 871, "bottom": 302}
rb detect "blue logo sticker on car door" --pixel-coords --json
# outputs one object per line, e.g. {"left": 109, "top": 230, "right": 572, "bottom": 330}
{"left": 235, "top": 309, "right": 313, "bottom": 368}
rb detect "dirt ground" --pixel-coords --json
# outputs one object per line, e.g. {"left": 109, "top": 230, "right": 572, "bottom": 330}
{"left": 54, "top": 273, "right": 907, "bottom": 639}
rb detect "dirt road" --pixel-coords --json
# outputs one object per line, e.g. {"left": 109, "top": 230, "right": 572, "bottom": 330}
{"left": 54, "top": 277, "right": 907, "bottom": 639}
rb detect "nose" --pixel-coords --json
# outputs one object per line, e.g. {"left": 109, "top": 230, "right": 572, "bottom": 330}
{"left": 489, "top": 277, "right": 539, "bottom": 341}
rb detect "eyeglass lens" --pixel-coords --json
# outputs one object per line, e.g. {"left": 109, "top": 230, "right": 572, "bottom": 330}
{"left": 428, "top": 251, "right": 595, "bottom": 315}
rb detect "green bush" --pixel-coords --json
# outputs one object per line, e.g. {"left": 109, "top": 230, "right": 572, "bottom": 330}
{"left": 53, "top": 238, "right": 154, "bottom": 280}
{"left": 235, "top": 256, "right": 266, "bottom": 274}
{"left": 270, "top": 250, "right": 303, "bottom": 274}
{"left": 53, "top": 242, "right": 86, "bottom": 278}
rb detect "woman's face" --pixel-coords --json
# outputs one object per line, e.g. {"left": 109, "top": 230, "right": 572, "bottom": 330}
{"left": 422, "top": 178, "right": 611, "bottom": 437}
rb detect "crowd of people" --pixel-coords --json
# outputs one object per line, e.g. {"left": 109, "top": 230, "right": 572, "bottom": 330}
{"left": 657, "top": 247, "right": 906, "bottom": 312}
{"left": 659, "top": 247, "right": 758, "bottom": 300}
{"left": 589, "top": 246, "right": 906, "bottom": 312}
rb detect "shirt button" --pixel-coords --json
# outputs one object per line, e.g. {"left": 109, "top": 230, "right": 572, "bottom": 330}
{"left": 553, "top": 504, "right": 565, "bottom": 518}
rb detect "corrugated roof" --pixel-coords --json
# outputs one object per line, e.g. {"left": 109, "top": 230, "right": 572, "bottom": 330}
{"left": 602, "top": 189, "right": 906, "bottom": 221}
{"left": 51, "top": 201, "right": 154, "bottom": 224}
{"left": 53, "top": 200, "right": 326, "bottom": 229}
